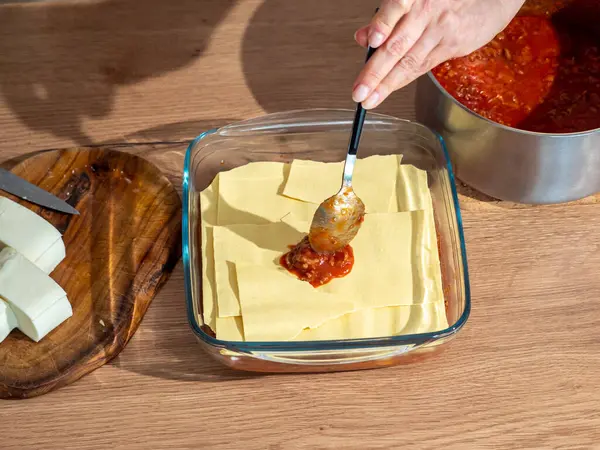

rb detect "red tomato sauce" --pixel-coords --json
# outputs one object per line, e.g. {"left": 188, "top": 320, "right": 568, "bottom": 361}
{"left": 432, "top": 8, "right": 600, "bottom": 133}
{"left": 280, "top": 236, "right": 354, "bottom": 287}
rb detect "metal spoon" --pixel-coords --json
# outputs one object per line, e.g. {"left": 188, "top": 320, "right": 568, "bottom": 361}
{"left": 308, "top": 45, "right": 376, "bottom": 253}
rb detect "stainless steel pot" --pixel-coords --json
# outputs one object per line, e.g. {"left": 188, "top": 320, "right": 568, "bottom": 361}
{"left": 416, "top": 73, "right": 600, "bottom": 204}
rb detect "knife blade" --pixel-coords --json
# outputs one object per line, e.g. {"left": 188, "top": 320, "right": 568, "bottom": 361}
{"left": 0, "top": 168, "right": 79, "bottom": 215}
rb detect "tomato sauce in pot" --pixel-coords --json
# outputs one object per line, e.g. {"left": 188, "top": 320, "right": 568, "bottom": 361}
{"left": 432, "top": 4, "right": 600, "bottom": 133}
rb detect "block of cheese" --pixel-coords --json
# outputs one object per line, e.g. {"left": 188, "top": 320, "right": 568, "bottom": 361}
{"left": 0, "top": 247, "right": 72, "bottom": 342}
{"left": 0, "top": 197, "right": 66, "bottom": 274}
{"left": 0, "top": 299, "right": 17, "bottom": 343}
{"left": 34, "top": 237, "right": 67, "bottom": 275}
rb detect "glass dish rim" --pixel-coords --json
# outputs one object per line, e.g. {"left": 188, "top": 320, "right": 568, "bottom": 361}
{"left": 182, "top": 108, "right": 471, "bottom": 352}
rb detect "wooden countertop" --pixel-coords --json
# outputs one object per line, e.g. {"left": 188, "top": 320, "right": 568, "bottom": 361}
{"left": 1, "top": 1, "right": 599, "bottom": 448}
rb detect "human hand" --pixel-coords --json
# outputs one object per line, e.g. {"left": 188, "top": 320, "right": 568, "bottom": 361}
{"left": 352, "top": 0, "right": 526, "bottom": 109}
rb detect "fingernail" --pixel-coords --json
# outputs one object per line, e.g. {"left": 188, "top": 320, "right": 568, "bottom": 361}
{"left": 362, "top": 91, "right": 380, "bottom": 109}
{"left": 369, "top": 31, "right": 385, "bottom": 48}
{"left": 352, "top": 84, "right": 370, "bottom": 103}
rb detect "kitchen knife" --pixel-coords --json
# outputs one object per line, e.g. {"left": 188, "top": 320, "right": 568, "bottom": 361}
{"left": 0, "top": 168, "right": 79, "bottom": 215}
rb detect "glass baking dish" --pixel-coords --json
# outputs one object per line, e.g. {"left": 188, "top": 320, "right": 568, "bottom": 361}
{"left": 182, "top": 109, "right": 470, "bottom": 373}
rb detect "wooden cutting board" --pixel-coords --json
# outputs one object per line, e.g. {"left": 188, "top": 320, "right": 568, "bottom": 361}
{"left": 0, "top": 148, "right": 182, "bottom": 399}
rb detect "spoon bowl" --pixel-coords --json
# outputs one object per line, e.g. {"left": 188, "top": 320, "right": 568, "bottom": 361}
{"left": 308, "top": 183, "right": 365, "bottom": 253}
{"left": 307, "top": 45, "right": 375, "bottom": 253}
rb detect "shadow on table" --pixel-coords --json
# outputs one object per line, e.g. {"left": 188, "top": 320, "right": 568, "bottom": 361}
{"left": 116, "top": 118, "right": 240, "bottom": 144}
{"left": 0, "top": 0, "right": 236, "bottom": 146}
{"left": 240, "top": 0, "right": 416, "bottom": 119}
{"left": 110, "top": 271, "right": 262, "bottom": 383}
{"left": 241, "top": 0, "right": 375, "bottom": 114}
{"left": 111, "top": 334, "right": 262, "bottom": 383}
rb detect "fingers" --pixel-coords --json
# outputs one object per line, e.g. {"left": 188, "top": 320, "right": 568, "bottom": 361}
{"left": 354, "top": 26, "right": 369, "bottom": 48}
{"left": 352, "top": 11, "right": 427, "bottom": 103}
{"left": 362, "top": 27, "right": 443, "bottom": 109}
{"left": 368, "top": 0, "right": 414, "bottom": 48}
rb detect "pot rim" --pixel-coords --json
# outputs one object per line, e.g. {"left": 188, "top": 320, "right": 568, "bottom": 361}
{"left": 426, "top": 71, "right": 600, "bottom": 139}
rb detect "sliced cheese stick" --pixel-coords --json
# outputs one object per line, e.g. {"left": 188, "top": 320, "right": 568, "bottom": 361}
{"left": 0, "top": 247, "right": 72, "bottom": 342}
{"left": 0, "top": 197, "right": 66, "bottom": 274}
{"left": 0, "top": 299, "right": 17, "bottom": 343}
{"left": 34, "top": 236, "right": 67, "bottom": 274}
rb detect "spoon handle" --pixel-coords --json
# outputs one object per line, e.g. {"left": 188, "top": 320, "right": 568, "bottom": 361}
{"left": 347, "top": 45, "right": 377, "bottom": 156}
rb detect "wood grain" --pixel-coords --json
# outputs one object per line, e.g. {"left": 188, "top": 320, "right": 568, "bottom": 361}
{"left": 0, "top": 0, "right": 600, "bottom": 448}
{"left": 0, "top": 148, "right": 182, "bottom": 399}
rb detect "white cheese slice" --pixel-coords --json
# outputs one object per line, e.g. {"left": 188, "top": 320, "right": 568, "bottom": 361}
{"left": 0, "top": 299, "right": 17, "bottom": 343}
{"left": 0, "top": 197, "right": 66, "bottom": 274}
{"left": 0, "top": 247, "right": 72, "bottom": 342}
{"left": 34, "top": 236, "right": 67, "bottom": 274}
